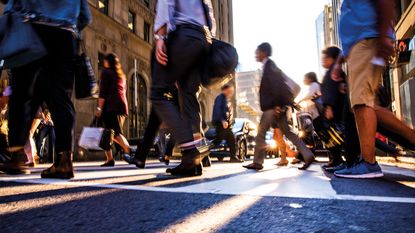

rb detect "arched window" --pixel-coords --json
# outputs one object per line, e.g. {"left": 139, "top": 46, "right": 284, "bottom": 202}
{"left": 129, "top": 74, "right": 147, "bottom": 138}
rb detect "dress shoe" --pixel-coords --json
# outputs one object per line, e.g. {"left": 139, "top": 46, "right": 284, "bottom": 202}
{"left": 123, "top": 154, "right": 145, "bottom": 168}
{"left": 0, "top": 150, "right": 30, "bottom": 175}
{"left": 276, "top": 159, "right": 289, "bottom": 166}
{"left": 41, "top": 152, "right": 74, "bottom": 179}
{"left": 166, "top": 163, "right": 203, "bottom": 176}
{"left": 100, "top": 159, "right": 115, "bottom": 167}
{"left": 291, "top": 158, "right": 302, "bottom": 164}
{"left": 243, "top": 163, "right": 263, "bottom": 170}
{"left": 202, "top": 156, "right": 212, "bottom": 167}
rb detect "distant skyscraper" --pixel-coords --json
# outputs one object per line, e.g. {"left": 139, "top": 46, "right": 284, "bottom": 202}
{"left": 331, "top": 0, "right": 343, "bottom": 47}
{"left": 315, "top": 11, "right": 326, "bottom": 77}
{"left": 235, "top": 70, "right": 262, "bottom": 124}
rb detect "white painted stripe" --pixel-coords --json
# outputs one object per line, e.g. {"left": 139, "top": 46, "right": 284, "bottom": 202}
{"left": 4, "top": 178, "right": 415, "bottom": 204}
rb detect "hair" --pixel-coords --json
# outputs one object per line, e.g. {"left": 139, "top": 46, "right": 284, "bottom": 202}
{"left": 257, "top": 42, "right": 272, "bottom": 57}
{"left": 304, "top": 72, "right": 318, "bottom": 84}
{"left": 322, "top": 46, "right": 342, "bottom": 60}
{"left": 221, "top": 84, "right": 232, "bottom": 91}
{"left": 104, "top": 53, "right": 126, "bottom": 79}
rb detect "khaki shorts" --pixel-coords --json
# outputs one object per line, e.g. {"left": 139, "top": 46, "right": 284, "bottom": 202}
{"left": 347, "top": 39, "right": 383, "bottom": 108}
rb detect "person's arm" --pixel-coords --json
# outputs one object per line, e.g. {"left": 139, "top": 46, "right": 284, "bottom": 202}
{"left": 154, "top": 0, "right": 173, "bottom": 66}
{"left": 375, "top": 0, "right": 395, "bottom": 60}
{"left": 96, "top": 71, "right": 108, "bottom": 117}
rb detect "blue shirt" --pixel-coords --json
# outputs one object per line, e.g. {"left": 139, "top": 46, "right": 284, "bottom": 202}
{"left": 339, "top": 0, "right": 395, "bottom": 57}
{"left": 4, "top": 0, "right": 91, "bottom": 33}
{"left": 155, "top": 0, "right": 216, "bottom": 37}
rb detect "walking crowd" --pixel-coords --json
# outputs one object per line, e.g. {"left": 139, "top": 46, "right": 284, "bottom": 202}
{"left": 1, "top": 0, "right": 415, "bottom": 180}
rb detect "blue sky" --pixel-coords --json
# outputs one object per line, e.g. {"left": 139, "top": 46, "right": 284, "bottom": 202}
{"left": 233, "top": 0, "right": 329, "bottom": 83}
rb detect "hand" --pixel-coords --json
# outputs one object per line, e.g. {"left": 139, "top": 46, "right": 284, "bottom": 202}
{"left": 274, "top": 106, "right": 282, "bottom": 118}
{"left": 155, "top": 39, "right": 168, "bottom": 66}
{"left": 325, "top": 107, "right": 334, "bottom": 120}
{"left": 222, "top": 121, "right": 229, "bottom": 129}
{"left": 95, "top": 109, "right": 102, "bottom": 118}
{"left": 376, "top": 37, "right": 394, "bottom": 62}
{"left": 331, "top": 63, "right": 344, "bottom": 82}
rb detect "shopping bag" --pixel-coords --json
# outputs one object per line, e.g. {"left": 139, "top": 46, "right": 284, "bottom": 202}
{"left": 78, "top": 127, "right": 106, "bottom": 151}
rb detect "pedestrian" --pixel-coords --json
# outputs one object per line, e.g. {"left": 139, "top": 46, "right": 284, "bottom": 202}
{"left": 244, "top": 43, "right": 315, "bottom": 171}
{"left": 96, "top": 53, "right": 131, "bottom": 167}
{"left": 0, "top": 0, "right": 91, "bottom": 178}
{"left": 295, "top": 72, "right": 321, "bottom": 120}
{"left": 150, "top": 0, "right": 215, "bottom": 176}
{"left": 212, "top": 84, "right": 241, "bottom": 162}
{"left": 333, "top": 0, "right": 415, "bottom": 178}
{"left": 316, "top": 46, "right": 347, "bottom": 172}
{"left": 36, "top": 106, "right": 55, "bottom": 163}
{"left": 23, "top": 108, "right": 43, "bottom": 167}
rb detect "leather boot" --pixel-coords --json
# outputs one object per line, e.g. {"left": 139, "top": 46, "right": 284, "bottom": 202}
{"left": 41, "top": 151, "right": 74, "bottom": 179}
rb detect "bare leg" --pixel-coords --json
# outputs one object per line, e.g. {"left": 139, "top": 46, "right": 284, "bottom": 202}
{"left": 274, "top": 129, "right": 288, "bottom": 162}
{"left": 113, "top": 134, "right": 130, "bottom": 154}
{"left": 104, "top": 149, "right": 113, "bottom": 163}
{"left": 354, "top": 105, "right": 377, "bottom": 164}
{"left": 375, "top": 106, "right": 415, "bottom": 145}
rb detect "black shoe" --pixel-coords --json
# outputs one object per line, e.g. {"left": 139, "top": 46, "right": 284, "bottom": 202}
{"left": 100, "top": 159, "right": 115, "bottom": 167}
{"left": 202, "top": 156, "right": 212, "bottom": 167}
{"left": 243, "top": 163, "right": 263, "bottom": 170}
{"left": 166, "top": 163, "right": 203, "bottom": 176}
{"left": 0, "top": 150, "right": 30, "bottom": 175}
{"left": 159, "top": 155, "right": 170, "bottom": 166}
{"left": 123, "top": 154, "right": 145, "bottom": 168}
{"left": 41, "top": 152, "right": 74, "bottom": 179}
{"left": 229, "top": 157, "right": 242, "bottom": 163}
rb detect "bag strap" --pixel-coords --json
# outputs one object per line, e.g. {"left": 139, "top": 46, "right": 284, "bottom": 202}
{"left": 200, "top": 0, "right": 213, "bottom": 37}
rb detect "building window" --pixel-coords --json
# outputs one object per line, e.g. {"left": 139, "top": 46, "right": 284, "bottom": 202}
{"left": 143, "top": 22, "right": 151, "bottom": 42}
{"left": 128, "top": 11, "right": 136, "bottom": 33}
{"left": 98, "top": 0, "right": 109, "bottom": 15}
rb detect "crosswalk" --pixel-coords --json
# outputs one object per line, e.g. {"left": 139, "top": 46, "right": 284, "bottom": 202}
{"left": 1, "top": 159, "right": 415, "bottom": 204}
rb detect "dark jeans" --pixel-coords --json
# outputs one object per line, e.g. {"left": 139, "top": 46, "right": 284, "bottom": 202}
{"left": 213, "top": 125, "right": 236, "bottom": 158}
{"left": 8, "top": 25, "right": 76, "bottom": 153}
{"left": 151, "top": 26, "right": 209, "bottom": 144}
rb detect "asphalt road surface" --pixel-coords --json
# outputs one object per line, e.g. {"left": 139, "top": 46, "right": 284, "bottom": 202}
{"left": 1, "top": 158, "right": 415, "bottom": 233}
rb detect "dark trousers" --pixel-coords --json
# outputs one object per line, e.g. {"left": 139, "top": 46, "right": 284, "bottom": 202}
{"left": 36, "top": 125, "right": 55, "bottom": 163}
{"left": 135, "top": 108, "right": 161, "bottom": 161}
{"left": 151, "top": 27, "right": 209, "bottom": 145}
{"left": 213, "top": 125, "right": 236, "bottom": 158}
{"left": 8, "top": 25, "right": 76, "bottom": 153}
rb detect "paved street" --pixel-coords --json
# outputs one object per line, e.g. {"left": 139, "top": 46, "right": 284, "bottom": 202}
{"left": 1, "top": 158, "right": 415, "bottom": 233}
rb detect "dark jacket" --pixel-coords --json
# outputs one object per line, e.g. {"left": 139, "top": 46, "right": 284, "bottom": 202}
{"left": 99, "top": 69, "right": 128, "bottom": 115}
{"left": 212, "top": 93, "right": 233, "bottom": 125}
{"left": 259, "top": 59, "right": 293, "bottom": 111}
{"left": 321, "top": 65, "right": 346, "bottom": 120}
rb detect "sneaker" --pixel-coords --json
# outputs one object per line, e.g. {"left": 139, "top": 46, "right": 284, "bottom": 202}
{"left": 334, "top": 160, "right": 383, "bottom": 179}
{"left": 323, "top": 163, "right": 347, "bottom": 173}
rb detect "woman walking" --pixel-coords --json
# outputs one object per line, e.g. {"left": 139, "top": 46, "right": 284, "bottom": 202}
{"left": 96, "top": 53, "right": 130, "bottom": 167}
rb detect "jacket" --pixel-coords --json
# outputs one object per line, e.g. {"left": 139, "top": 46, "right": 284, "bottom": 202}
{"left": 321, "top": 65, "right": 346, "bottom": 120}
{"left": 259, "top": 59, "right": 293, "bottom": 111}
{"left": 99, "top": 69, "right": 129, "bottom": 115}
{"left": 3, "top": 0, "right": 91, "bottom": 33}
{"left": 212, "top": 93, "right": 233, "bottom": 125}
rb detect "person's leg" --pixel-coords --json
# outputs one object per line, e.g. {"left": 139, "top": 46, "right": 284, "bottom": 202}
{"left": 224, "top": 128, "right": 237, "bottom": 160}
{"left": 274, "top": 128, "right": 288, "bottom": 165}
{"left": 277, "top": 114, "right": 314, "bottom": 169}
{"left": 134, "top": 108, "right": 161, "bottom": 163}
{"left": 250, "top": 110, "right": 274, "bottom": 167}
{"left": 343, "top": 99, "right": 361, "bottom": 166}
{"left": 354, "top": 105, "right": 377, "bottom": 164}
{"left": 38, "top": 26, "right": 77, "bottom": 179}
{"left": 375, "top": 106, "right": 415, "bottom": 145}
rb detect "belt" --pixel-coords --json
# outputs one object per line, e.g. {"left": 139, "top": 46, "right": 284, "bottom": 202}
{"left": 175, "top": 23, "right": 212, "bottom": 43}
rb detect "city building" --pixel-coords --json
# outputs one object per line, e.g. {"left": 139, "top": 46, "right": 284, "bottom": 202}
{"left": 315, "top": 4, "right": 336, "bottom": 78}
{"left": 390, "top": 0, "right": 415, "bottom": 127}
{"left": 235, "top": 70, "right": 262, "bottom": 124}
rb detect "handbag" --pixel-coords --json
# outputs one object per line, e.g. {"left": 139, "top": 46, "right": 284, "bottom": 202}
{"left": 78, "top": 117, "right": 114, "bottom": 151}
{"left": 74, "top": 39, "right": 98, "bottom": 100}
{"left": 0, "top": 12, "right": 47, "bottom": 69}
{"left": 199, "top": 0, "right": 238, "bottom": 88}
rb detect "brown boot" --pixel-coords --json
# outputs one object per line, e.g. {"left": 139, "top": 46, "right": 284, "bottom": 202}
{"left": 41, "top": 152, "right": 74, "bottom": 179}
